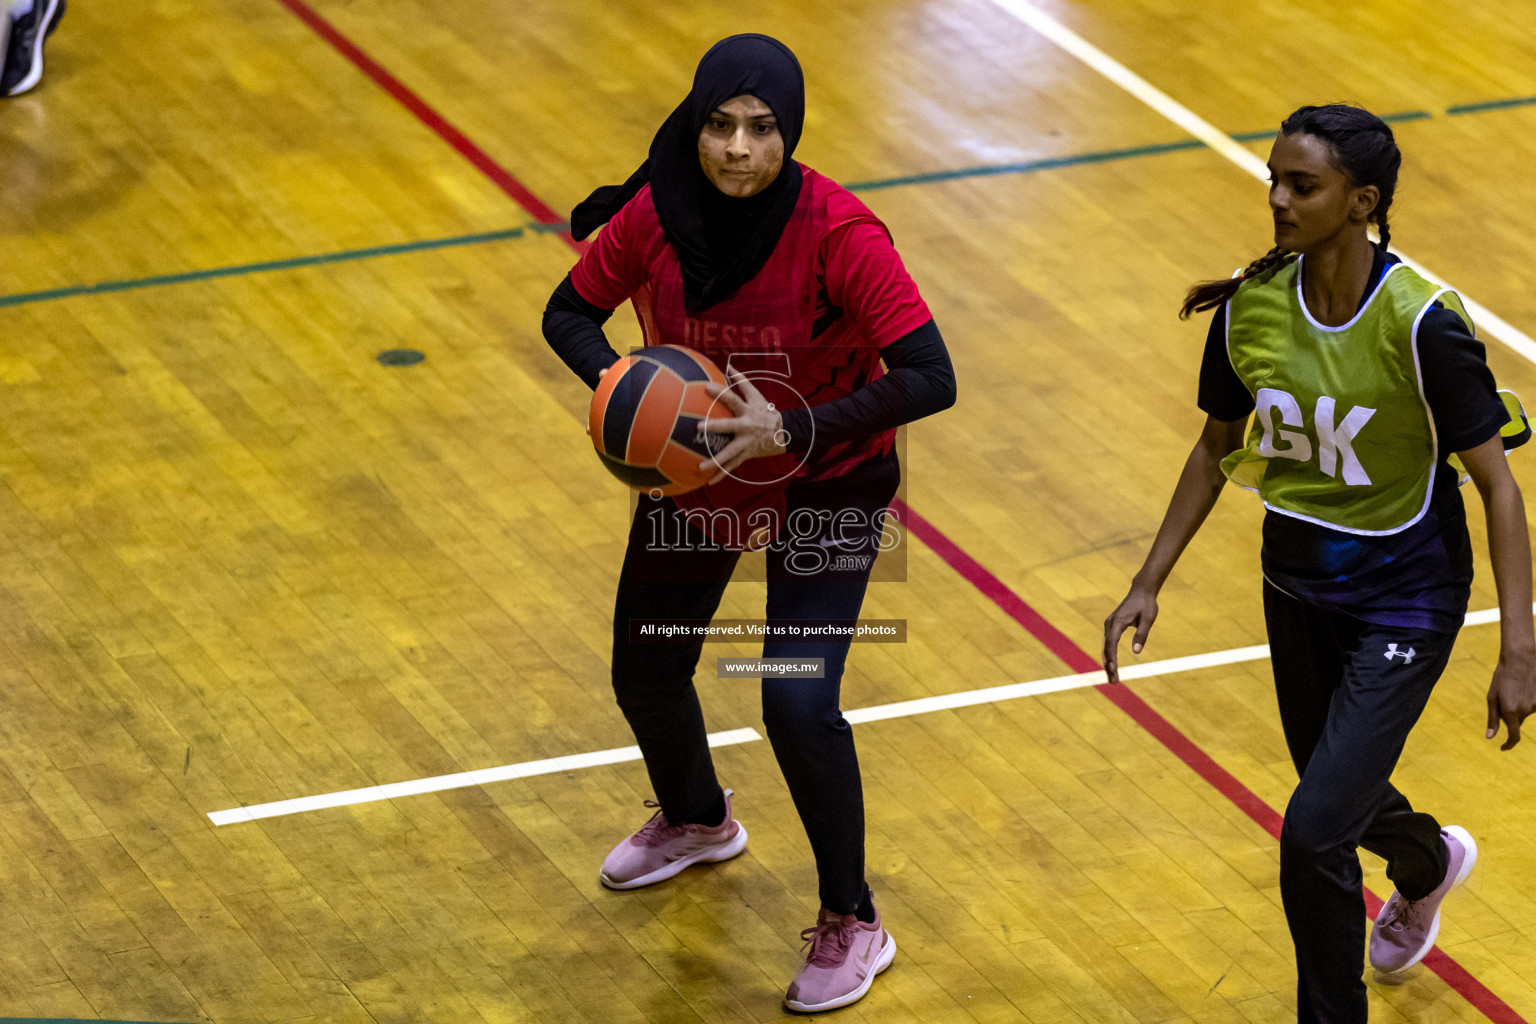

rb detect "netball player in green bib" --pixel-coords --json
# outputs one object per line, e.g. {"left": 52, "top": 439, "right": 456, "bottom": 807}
{"left": 1103, "top": 104, "right": 1536, "bottom": 1023}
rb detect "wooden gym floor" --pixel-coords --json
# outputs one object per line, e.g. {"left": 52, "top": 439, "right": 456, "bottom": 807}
{"left": 1, "top": 0, "right": 1534, "bottom": 1021}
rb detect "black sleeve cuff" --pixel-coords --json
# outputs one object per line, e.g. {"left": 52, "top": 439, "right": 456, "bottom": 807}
{"left": 1442, "top": 411, "right": 1507, "bottom": 456}
{"left": 779, "top": 407, "right": 814, "bottom": 454}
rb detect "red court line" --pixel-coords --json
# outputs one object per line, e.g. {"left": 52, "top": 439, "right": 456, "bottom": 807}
{"left": 1094, "top": 683, "right": 1285, "bottom": 837}
{"left": 272, "top": 0, "right": 580, "bottom": 251}
{"left": 266, "top": 11, "right": 1526, "bottom": 1016}
{"left": 893, "top": 497, "right": 1283, "bottom": 837}
{"left": 891, "top": 498, "right": 1097, "bottom": 674}
{"left": 893, "top": 497, "right": 1526, "bottom": 1024}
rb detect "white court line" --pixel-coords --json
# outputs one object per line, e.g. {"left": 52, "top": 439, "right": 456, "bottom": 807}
{"left": 984, "top": 0, "right": 1536, "bottom": 367}
{"left": 208, "top": 604, "right": 1530, "bottom": 825}
{"left": 846, "top": 642, "right": 1271, "bottom": 724}
{"left": 208, "top": 728, "right": 764, "bottom": 825}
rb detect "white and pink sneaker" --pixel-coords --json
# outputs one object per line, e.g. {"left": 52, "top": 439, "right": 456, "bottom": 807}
{"left": 783, "top": 905, "right": 897, "bottom": 1013}
{"left": 599, "top": 789, "right": 748, "bottom": 890}
{"left": 1369, "top": 825, "right": 1478, "bottom": 974}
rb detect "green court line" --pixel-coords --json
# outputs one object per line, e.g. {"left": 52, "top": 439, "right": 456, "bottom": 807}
{"left": 1377, "top": 108, "right": 1435, "bottom": 124}
{"left": 1227, "top": 107, "right": 1432, "bottom": 142}
{"left": 843, "top": 138, "right": 1207, "bottom": 191}
{"left": 0, "top": 225, "right": 547, "bottom": 309}
{"left": 848, "top": 106, "right": 1432, "bottom": 190}
{"left": 0, "top": 1018, "right": 193, "bottom": 1023}
{"left": 1447, "top": 95, "right": 1536, "bottom": 115}
{"left": 0, "top": 137, "right": 1243, "bottom": 309}
{"left": 0, "top": 99, "right": 1521, "bottom": 312}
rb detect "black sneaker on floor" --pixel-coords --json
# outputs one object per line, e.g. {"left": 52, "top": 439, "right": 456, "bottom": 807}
{"left": 2, "top": 0, "right": 66, "bottom": 97}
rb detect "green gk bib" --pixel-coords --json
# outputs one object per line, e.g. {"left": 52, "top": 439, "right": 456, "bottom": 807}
{"left": 1221, "top": 258, "right": 1472, "bottom": 536}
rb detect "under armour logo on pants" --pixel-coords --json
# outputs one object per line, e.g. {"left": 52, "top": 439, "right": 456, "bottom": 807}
{"left": 1385, "top": 643, "right": 1417, "bottom": 664}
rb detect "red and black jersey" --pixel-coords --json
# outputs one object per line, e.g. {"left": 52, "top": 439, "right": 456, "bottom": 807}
{"left": 571, "top": 165, "right": 931, "bottom": 546}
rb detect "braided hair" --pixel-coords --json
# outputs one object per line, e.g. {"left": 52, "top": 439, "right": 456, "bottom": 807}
{"left": 1179, "top": 104, "right": 1402, "bottom": 319}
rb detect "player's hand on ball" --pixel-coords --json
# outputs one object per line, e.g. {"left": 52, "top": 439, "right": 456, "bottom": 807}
{"left": 697, "top": 370, "right": 789, "bottom": 484}
{"left": 586, "top": 366, "right": 610, "bottom": 435}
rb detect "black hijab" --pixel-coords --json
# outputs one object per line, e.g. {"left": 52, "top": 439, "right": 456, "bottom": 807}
{"left": 570, "top": 34, "right": 805, "bottom": 313}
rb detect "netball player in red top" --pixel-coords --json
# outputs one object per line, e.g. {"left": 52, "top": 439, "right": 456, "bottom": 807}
{"left": 542, "top": 34, "right": 956, "bottom": 1013}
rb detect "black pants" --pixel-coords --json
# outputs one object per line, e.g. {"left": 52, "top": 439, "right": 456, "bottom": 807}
{"left": 1263, "top": 582, "right": 1453, "bottom": 1024}
{"left": 611, "top": 451, "right": 900, "bottom": 913}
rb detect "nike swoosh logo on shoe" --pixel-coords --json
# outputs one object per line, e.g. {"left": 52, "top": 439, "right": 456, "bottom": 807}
{"left": 854, "top": 937, "right": 877, "bottom": 980}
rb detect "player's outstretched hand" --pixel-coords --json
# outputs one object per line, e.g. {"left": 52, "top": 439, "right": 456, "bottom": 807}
{"left": 1104, "top": 585, "right": 1158, "bottom": 685}
{"left": 1486, "top": 653, "right": 1536, "bottom": 750}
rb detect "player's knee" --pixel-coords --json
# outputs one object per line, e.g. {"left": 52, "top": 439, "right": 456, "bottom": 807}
{"left": 1279, "top": 798, "right": 1349, "bottom": 865}
{"left": 610, "top": 653, "right": 697, "bottom": 712}
{"left": 761, "top": 689, "right": 842, "bottom": 739}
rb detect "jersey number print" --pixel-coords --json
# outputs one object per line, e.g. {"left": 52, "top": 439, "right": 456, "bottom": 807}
{"left": 1256, "top": 387, "right": 1377, "bottom": 486}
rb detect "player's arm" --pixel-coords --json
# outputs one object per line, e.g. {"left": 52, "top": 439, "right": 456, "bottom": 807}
{"left": 1103, "top": 414, "right": 1247, "bottom": 682}
{"left": 1459, "top": 435, "right": 1536, "bottom": 749}
{"left": 542, "top": 274, "right": 622, "bottom": 391}
{"left": 698, "top": 321, "right": 956, "bottom": 483}
{"left": 768, "top": 221, "right": 956, "bottom": 457}
{"left": 543, "top": 200, "right": 642, "bottom": 391}
{"left": 701, "top": 219, "right": 956, "bottom": 476}
{"left": 775, "top": 319, "right": 956, "bottom": 455}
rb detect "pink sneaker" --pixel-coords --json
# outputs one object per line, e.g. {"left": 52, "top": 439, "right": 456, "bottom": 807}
{"left": 1369, "top": 825, "right": 1478, "bottom": 974}
{"left": 598, "top": 789, "right": 747, "bottom": 890}
{"left": 783, "top": 906, "right": 897, "bottom": 1013}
